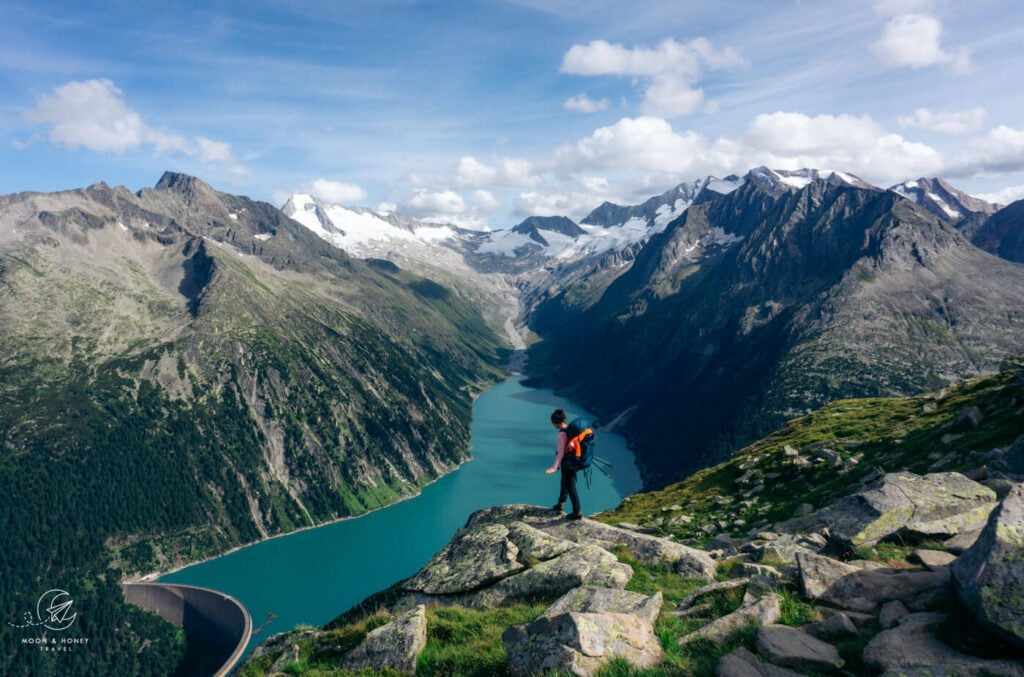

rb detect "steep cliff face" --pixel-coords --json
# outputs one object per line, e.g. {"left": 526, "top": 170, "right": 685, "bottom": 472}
{"left": 0, "top": 174, "right": 506, "bottom": 675}
{"left": 527, "top": 177, "right": 1024, "bottom": 485}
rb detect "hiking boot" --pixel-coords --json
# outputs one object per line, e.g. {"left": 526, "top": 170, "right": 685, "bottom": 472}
{"left": 566, "top": 512, "right": 583, "bottom": 521}
{"left": 551, "top": 503, "right": 564, "bottom": 513}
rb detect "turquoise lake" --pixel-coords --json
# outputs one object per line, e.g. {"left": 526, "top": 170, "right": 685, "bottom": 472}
{"left": 158, "top": 376, "right": 642, "bottom": 654}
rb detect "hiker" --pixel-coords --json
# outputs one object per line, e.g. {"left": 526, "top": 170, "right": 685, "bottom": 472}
{"left": 545, "top": 408, "right": 583, "bottom": 520}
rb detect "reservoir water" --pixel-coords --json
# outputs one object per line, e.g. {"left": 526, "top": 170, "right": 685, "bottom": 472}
{"left": 158, "top": 376, "right": 642, "bottom": 654}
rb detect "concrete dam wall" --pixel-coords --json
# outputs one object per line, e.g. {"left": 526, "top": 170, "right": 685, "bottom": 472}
{"left": 123, "top": 582, "right": 252, "bottom": 677}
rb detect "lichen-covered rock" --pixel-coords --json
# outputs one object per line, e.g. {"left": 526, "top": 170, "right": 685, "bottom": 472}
{"left": 502, "top": 586, "right": 663, "bottom": 677}
{"left": 679, "top": 593, "right": 782, "bottom": 646}
{"left": 543, "top": 516, "right": 717, "bottom": 579}
{"left": 341, "top": 605, "right": 427, "bottom": 675}
{"left": 863, "top": 612, "right": 1024, "bottom": 676}
{"left": 815, "top": 472, "right": 997, "bottom": 548}
{"left": 755, "top": 624, "right": 844, "bottom": 672}
{"left": 470, "top": 542, "right": 631, "bottom": 608}
{"left": 404, "top": 522, "right": 524, "bottom": 594}
{"left": 796, "top": 552, "right": 949, "bottom": 613}
{"left": 952, "top": 482, "right": 1024, "bottom": 650}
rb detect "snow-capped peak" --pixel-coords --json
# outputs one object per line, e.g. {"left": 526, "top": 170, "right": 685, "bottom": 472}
{"left": 281, "top": 194, "right": 460, "bottom": 252}
{"left": 888, "top": 177, "right": 998, "bottom": 223}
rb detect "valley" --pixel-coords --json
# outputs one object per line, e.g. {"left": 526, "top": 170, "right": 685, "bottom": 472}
{"left": 2, "top": 165, "right": 1023, "bottom": 676}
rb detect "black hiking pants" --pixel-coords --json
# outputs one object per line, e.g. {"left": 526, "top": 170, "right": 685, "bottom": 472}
{"left": 558, "top": 464, "right": 581, "bottom": 515}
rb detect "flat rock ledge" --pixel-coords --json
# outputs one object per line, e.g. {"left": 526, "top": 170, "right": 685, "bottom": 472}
{"left": 402, "top": 504, "right": 714, "bottom": 609}
{"left": 503, "top": 586, "right": 663, "bottom": 677}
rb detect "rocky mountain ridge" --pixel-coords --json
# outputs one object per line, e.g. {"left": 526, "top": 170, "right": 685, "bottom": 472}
{"left": 241, "top": 358, "right": 1024, "bottom": 676}
{"left": 526, "top": 172, "right": 1024, "bottom": 485}
{"left": 0, "top": 173, "right": 506, "bottom": 676}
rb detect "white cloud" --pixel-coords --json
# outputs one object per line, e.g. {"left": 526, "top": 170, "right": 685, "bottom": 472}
{"left": 564, "top": 93, "right": 609, "bottom": 113}
{"left": 471, "top": 189, "right": 501, "bottom": 213}
{"left": 25, "top": 79, "right": 243, "bottom": 175}
{"left": 196, "top": 136, "right": 234, "bottom": 163}
{"left": 27, "top": 78, "right": 190, "bottom": 153}
{"left": 742, "top": 111, "right": 943, "bottom": 182}
{"left": 974, "top": 184, "right": 1024, "bottom": 206}
{"left": 553, "top": 116, "right": 708, "bottom": 173}
{"left": 951, "top": 125, "right": 1024, "bottom": 176}
{"left": 560, "top": 38, "right": 744, "bottom": 118}
{"left": 643, "top": 76, "right": 705, "bottom": 118}
{"left": 897, "top": 107, "right": 987, "bottom": 135}
{"left": 308, "top": 178, "right": 367, "bottom": 204}
{"left": 403, "top": 189, "right": 466, "bottom": 216}
{"left": 454, "top": 156, "right": 538, "bottom": 188}
{"left": 871, "top": 13, "right": 971, "bottom": 74}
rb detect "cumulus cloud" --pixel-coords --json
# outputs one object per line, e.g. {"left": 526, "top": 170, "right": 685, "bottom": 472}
{"left": 471, "top": 189, "right": 501, "bottom": 213}
{"left": 561, "top": 38, "right": 745, "bottom": 118}
{"left": 25, "top": 78, "right": 240, "bottom": 169}
{"left": 196, "top": 136, "right": 234, "bottom": 163}
{"left": 402, "top": 189, "right": 466, "bottom": 216}
{"left": 564, "top": 93, "right": 609, "bottom": 113}
{"left": 974, "top": 184, "right": 1024, "bottom": 206}
{"left": 897, "top": 107, "right": 986, "bottom": 135}
{"left": 742, "top": 111, "right": 943, "bottom": 181}
{"left": 27, "top": 78, "right": 190, "bottom": 153}
{"left": 553, "top": 116, "right": 709, "bottom": 173}
{"left": 871, "top": 13, "right": 971, "bottom": 74}
{"left": 307, "top": 178, "right": 367, "bottom": 204}
{"left": 454, "top": 156, "right": 538, "bottom": 188}
{"left": 950, "top": 125, "right": 1024, "bottom": 176}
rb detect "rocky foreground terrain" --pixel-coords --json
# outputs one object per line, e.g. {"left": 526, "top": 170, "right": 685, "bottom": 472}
{"left": 240, "top": 359, "right": 1024, "bottom": 676}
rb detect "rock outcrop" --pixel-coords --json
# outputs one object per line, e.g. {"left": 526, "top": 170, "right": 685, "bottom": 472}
{"left": 402, "top": 504, "right": 714, "bottom": 610}
{"left": 953, "top": 482, "right": 1024, "bottom": 650}
{"left": 502, "top": 586, "right": 663, "bottom": 677}
{"left": 341, "top": 605, "right": 427, "bottom": 675}
{"left": 814, "top": 471, "right": 998, "bottom": 548}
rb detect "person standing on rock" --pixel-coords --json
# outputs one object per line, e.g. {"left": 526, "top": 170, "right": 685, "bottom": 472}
{"left": 545, "top": 408, "right": 583, "bottom": 520}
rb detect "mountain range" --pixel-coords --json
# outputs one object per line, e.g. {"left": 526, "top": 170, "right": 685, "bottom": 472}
{"left": 0, "top": 172, "right": 505, "bottom": 675}
{"left": 282, "top": 166, "right": 1024, "bottom": 485}
{"left": 3, "top": 164, "right": 1024, "bottom": 675}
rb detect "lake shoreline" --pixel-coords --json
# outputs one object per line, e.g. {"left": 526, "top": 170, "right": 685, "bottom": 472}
{"left": 134, "top": 373, "right": 507, "bottom": 585}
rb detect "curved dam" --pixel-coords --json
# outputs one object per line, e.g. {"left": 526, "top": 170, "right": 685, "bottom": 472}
{"left": 123, "top": 582, "right": 252, "bottom": 677}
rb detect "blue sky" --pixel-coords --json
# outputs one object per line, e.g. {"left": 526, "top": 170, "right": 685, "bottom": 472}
{"left": 3, "top": 0, "right": 1024, "bottom": 227}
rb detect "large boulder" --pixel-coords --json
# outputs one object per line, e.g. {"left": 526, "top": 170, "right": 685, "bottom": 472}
{"left": 863, "top": 612, "right": 1024, "bottom": 676}
{"left": 502, "top": 586, "right": 663, "bottom": 677}
{"left": 755, "top": 624, "right": 844, "bottom": 673}
{"left": 404, "top": 522, "right": 526, "bottom": 594}
{"left": 796, "top": 552, "right": 949, "bottom": 613}
{"left": 470, "top": 542, "right": 631, "bottom": 608}
{"left": 952, "top": 482, "right": 1024, "bottom": 650}
{"left": 341, "top": 605, "right": 427, "bottom": 675}
{"left": 815, "top": 472, "right": 997, "bottom": 548}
